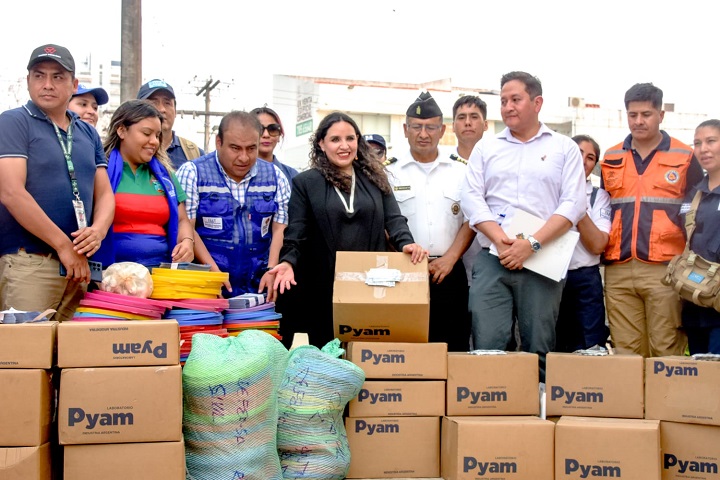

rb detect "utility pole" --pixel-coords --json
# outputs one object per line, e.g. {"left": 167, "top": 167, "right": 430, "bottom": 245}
{"left": 196, "top": 79, "right": 221, "bottom": 152}
{"left": 120, "top": 0, "right": 142, "bottom": 102}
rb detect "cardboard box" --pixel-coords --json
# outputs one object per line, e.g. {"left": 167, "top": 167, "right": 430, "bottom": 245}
{"left": 346, "top": 342, "right": 447, "bottom": 379}
{"left": 442, "top": 416, "right": 555, "bottom": 480}
{"left": 0, "top": 443, "right": 51, "bottom": 480}
{"left": 645, "top": 356, "right": 720, "bottom": 426}
{"left": 348, "top": 380, "right": 445, "bottom": 417}
{"left": 57, "top": 320, "right": 179, "bottom": 367}
{"left": 58, "top": 365, "right": 182, "bottom": 445}
{"left": 446, "top": 352, "right": 539, "bottom": 416}
{"left": 333, "top": 252, "right": 429, "bottom": 343}
{"left": 546, "top": 352, "right": 644, "bottom": 418}
{"left": 64, "top": 441, "right": 185, "bottom": 479}
{"left": 661, "top": 421, "right": 720, "bottom": 480}
{"left": 345, "top": 416, "right": 439, "bottom": 478}
{"left": 0, "top": 370, "right": 52, "bottom": 446}
{"left": 0, "top": 322, "right": 56, "bottom": 369}
{"left": 555, "top": 416, "right": 661, "bottom": 480}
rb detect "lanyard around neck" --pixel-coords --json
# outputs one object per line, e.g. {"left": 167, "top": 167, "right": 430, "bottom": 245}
{"left": 334, "top": 170, "right": 356, "bottom": 214}
{"left": 52, "top": 120, "right": 80, "bottom": 200}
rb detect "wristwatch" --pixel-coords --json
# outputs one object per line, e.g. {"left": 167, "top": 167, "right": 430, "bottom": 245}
{"left": 527, "top": 235, "right": 542, "bottom": 253}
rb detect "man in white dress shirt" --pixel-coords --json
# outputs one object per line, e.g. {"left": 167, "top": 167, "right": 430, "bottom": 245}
{"left": 460, "top": 71, "right": 586, "bottom": 379}
{"left": 386, "top": 92, "right": 475, "bottom": 351}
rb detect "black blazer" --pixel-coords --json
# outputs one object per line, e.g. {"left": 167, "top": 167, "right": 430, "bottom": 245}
{"left": 279, "top": 168, "right": 414, "bottom": 270}
{"left": 276, "top": 167, "right": 415, "bottom": 348}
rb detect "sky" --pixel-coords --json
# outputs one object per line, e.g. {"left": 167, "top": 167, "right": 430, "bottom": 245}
{"left": 2, "top": 0, "right": 719, "bottom": 118}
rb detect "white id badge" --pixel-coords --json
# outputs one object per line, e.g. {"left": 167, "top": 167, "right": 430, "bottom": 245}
{"left": 72, "top": 199, "right": 87, "bottom": 229}
{"left": 261, "top": 216, "right": 272, "bottom": 237}
{"left": 202, "top": 217, "right": 223, "bottom": 230}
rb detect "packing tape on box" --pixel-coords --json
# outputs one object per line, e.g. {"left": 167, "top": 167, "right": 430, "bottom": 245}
{"left": 335, "top": 254, "right": 427, "bottom": 298}
{"left": 335, "top": 271, "right": 427, "bottom": 298}
{"left": 334, "top": 272, "right": 427, "bottom": 283}
{"left": 692, "top": 353, "right": 720, "bottom": 361}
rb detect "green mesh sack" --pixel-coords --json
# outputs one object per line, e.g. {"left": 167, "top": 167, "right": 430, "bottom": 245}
{"left": 183, "top": 330, "right": 289, "bottom": 480}
{"left": 277, "top": 339, "right": 365, "bottom": 479}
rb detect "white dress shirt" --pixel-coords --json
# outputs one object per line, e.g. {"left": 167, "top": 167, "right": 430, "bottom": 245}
{"left": 569, "top": 181, "right": 612, "bottom": 269}
{"left": 386, "top": 149, "right": 467, "bottom": 256}
{"left": 460, "top": 124, "right": 587, "bottom": 248}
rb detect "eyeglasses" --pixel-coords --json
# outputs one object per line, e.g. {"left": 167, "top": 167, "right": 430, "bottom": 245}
{"left": 261, "top": 123, "right": 282, "bottom": 137}
{"left": 407, "top": 123, "right": 443, "bottom": 133}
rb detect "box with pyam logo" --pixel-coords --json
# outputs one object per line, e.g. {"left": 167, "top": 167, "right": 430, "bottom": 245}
{"left": 58, "top": 365, "right": 182, "bottom": 445}
{"left": 57, "top": 320, "right": 179, "bottom": 367}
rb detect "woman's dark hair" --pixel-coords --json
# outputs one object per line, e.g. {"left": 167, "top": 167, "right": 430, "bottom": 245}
{"left": 309, "top": 112, "right": 390, "bottom": 194}
{"left": 572, "top": 134, "right": 601, "bottom": 162}
{"left": 697, "top": 119, "right": 720, "bottom": 131}
{"left": 104, "top": 99, "right": 172, "bottom": 171}
{"left": 250, "top": 106, "right": 284, "bottom": 137}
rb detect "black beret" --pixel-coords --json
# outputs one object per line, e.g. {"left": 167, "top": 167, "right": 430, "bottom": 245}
{"left": 406, "top": 91, "right": 443, "bottom": 119}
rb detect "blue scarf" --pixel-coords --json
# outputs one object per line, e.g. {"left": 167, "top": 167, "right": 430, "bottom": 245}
{"left": 94, "top": 149, "right": 179, "bottom": 266}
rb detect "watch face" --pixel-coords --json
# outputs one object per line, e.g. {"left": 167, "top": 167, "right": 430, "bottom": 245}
{"left": 529, "top": 237, "right": 541, "bottom": 251}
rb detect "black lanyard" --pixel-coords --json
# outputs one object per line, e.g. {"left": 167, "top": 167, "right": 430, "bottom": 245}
{"left": 52, "top": 120, "right": 80, "bottom": 201}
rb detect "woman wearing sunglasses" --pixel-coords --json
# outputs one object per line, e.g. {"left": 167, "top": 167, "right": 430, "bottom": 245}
{"left": 251, "top": 106, "right": 299, "bottom": 182}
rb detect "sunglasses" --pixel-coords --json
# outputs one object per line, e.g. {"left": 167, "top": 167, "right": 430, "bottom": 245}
{"left": 261, "top": 123, "right": 282, "bottom": 137}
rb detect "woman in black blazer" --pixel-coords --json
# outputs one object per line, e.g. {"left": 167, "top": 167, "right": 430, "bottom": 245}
{"left": 270, "top": 112, "right": 426, "bottom": 348}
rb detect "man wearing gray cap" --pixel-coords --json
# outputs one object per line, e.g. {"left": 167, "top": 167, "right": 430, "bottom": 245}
{"left": 137, "top": 79, "right": 204, "bottom": 169}
{"left": 386, "top": 92, "right": 475, "bottom": 351}
{"left": 0, "top": 44, "right": 115, "bottom": 321}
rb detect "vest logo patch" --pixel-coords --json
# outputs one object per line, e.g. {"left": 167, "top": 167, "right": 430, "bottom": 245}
{"left": 203, "top": 217, "right": 223, "bottom": 230}
{"left": 665, "top": 170, "right": 680, "bottom": 184}
{"left": 604, "top": 172, "right": 620, "bottom": 189}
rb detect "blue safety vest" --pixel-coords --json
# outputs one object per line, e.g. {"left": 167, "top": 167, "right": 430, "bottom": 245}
{"left": 194, "top": 153, "right": 278, "bottom": 295}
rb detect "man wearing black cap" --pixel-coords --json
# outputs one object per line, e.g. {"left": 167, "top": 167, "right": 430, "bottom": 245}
{"left": 0, "top": 44, "right": 115, "bottom": 321}
{"left": 386, "top": 91, "right": 475, "bottom": 351}
{"left": 137, "top": 79, "right": 204, "bottom": 169}
{"left": 460, "top": 71, "right": 586, "bottom": 380}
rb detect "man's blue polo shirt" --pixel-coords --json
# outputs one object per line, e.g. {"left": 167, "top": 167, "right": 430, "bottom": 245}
{"left": 0, "top": 101, "right": 106, "bottom": 256}
{"left": 167, "top": 132, "right": 205, "bottom": 170}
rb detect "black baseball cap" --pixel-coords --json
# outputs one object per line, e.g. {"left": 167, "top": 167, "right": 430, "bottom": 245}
{"left": 27, "top": 44, "right": 75, "bottom": 72}
{"left": 137, "top": 79, "right": 176, "bottom": 100}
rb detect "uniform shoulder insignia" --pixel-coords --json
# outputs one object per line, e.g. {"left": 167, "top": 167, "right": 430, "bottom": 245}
{"left": 383, "top": 157, "right": 398, "bottom": 166}
{"left": 449, "top": 153, "right": 467, "bottom": 164}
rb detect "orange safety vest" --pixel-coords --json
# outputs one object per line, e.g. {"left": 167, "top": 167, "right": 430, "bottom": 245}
{"left": 601, "top": 138, "right": 693, "bottom": 264}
